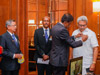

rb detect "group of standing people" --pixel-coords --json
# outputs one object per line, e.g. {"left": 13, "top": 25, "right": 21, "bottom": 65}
{"left": 0, "top": 13, "right": 98, "bottom": 75}
{"left": 34, "top": 13, "right": 98, "bottom": 75}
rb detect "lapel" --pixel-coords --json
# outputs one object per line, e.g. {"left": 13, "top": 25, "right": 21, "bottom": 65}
{"left": 41, "top": 28, "right": 46, "bottom": 43}
{"left": 6, "top": 31, "right": 19, "bottom": 48}
{"left": 15, "top": 35, "right": 20, "bottom": 47}
{"left": 47, "top": 29, "right": 51, "bottom": 42}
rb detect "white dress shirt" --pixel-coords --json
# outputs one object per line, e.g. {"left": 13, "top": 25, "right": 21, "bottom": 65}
{"left": 72, "top": 28, "right": 99, "bottom": 68}
{"left": 43, "top": 27, "right": 50, "bottom": 37}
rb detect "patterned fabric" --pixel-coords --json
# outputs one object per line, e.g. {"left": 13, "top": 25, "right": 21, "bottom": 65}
{"left": 12, "top": 34, "right": 18, "bottom": 47}
{"left": 45, "top": 29, "right": 48, "bottom": 42}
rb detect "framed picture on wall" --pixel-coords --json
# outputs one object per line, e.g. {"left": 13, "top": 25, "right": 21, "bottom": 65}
{"left": 69, "top": 57, "right": 83, "bottom": 75}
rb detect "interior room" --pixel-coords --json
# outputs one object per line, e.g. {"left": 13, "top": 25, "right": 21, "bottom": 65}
{"left": 0, "top": 0, "right": 100, "bottom": 75}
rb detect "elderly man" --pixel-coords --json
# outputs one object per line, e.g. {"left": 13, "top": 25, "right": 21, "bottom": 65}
{"left": 72, "top": 16, "right": 99, "bottom": 75}
{"left": 0, "top": 20, "right": 22, "bottom": 75}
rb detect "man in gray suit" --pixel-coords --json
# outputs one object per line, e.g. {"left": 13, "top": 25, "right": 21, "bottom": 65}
{"left": 50, "top": 13, "right": 88, "bottom": 75}
{"left": 0, "top": 20, "right": 22, "bottom": 75}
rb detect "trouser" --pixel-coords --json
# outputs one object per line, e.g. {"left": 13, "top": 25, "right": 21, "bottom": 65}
{"left": 37, "top": 64, "right": 52, "bottom": 75}
{"left": 52, "top": 66, "right": 67, "bottom": 75}
{"left": 2, "top": 70, "right": 19, "bottom": 75}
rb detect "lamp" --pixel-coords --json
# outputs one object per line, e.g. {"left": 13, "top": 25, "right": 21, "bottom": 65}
{"left": 28, "top": 20, "right": 35, "bottom": 24}
{"left": 93, "top": 2, "right": 100, "bottom": 12}
{"left": 93, "top": 1, "right": 100, "bottom": 38}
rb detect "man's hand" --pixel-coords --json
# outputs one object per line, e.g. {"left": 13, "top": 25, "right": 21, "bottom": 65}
{"left": 15, "top": 54, "right": 22, "bottom": 59}
{"left": 43, "top": 55, "right": 49, "bottom": 61}
{"left": 89, "top": 63, "right": 96, "bottom": 71}
{"left": 75, "top": 32, "right": 83, "bottom": 38}
{"left": 82, "top": 35, "right": 88, "bottom": 42}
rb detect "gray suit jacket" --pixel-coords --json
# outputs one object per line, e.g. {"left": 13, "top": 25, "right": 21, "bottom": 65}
{"left": 50, "top": 23, "right": 82, "bottom": 67}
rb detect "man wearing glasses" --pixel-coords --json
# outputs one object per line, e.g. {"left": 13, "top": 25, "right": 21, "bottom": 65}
{"left": 0, "top": 20, "right": 22, "bottom": 75}
{"left": 72, "top": 16, "right": 99, "bottom": 75}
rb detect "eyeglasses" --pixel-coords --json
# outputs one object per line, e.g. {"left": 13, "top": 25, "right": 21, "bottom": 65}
{"left": 10, "top": 25, "right": 17, "bottom": 27}
{"left": 78, "top": 24, "right": 87, "bottom": 27}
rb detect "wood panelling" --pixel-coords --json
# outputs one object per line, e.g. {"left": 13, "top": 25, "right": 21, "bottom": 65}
{"left": 0, "top": 0, "right": 100, "bottom": 75}
{"left": 17, "top": 0, "right": 28, "bottom": 75}
{"left": 0, "top": 0, "right": 10, "bottom": 35}
{"left": 68, "top": 0, "right": 75, "bottom": 34}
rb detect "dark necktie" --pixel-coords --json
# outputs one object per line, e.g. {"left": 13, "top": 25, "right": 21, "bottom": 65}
{"left": 12, "top": 34, "right": 18, "bottom": 47}
{"left": 45, "top": 29, "right": 48, "bottom": 42}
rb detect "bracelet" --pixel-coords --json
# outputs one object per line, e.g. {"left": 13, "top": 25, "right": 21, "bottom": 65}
{"left": 92, "top": 61, "right": 96, "bottom": 64}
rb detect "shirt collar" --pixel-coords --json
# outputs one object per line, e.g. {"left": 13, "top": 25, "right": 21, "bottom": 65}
{"left": 43, "top": 27, "right": 49, "bottom": 31}
{"left": 7, "top": 30, "right": 14, "bottom": 36}
{"left": 78, "top": 28, "right": 88, "bottom": 32}
{"left": 59, "top": 22, "right": 64, "bottom": 26}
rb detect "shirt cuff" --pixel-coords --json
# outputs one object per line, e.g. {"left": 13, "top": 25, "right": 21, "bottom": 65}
{"left": 13, "top": 54, "right": 15, "bottom": 59}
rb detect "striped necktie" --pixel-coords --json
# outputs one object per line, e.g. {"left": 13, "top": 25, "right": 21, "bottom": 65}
{"left": 12, "top": 34, "right": 18, "bottom": 47}
{"left": 45, "top": 29, "right": 48, "bottom": 42}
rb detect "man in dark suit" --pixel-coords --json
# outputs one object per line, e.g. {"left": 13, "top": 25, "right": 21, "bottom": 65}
{"left": 50, "top": 13, "right": 88, "bottom": 75}
{"left": 34, "top": 16, "right": 52, "bottom": 75}
{"left": 0, "top": 20, "right": 23, "bottom": 75}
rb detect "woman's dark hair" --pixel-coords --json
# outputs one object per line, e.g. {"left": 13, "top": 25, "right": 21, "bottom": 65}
{"left": 61, "top": 13, "right": 74, "bottom": 23}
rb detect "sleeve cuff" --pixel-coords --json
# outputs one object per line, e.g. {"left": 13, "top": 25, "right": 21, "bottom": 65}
{"left": 13, "top": 54, "right": 15, "bottom": 59}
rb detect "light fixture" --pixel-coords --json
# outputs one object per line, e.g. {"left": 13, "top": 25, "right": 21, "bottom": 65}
{"left": 40, "top": 21, "right": 42, "bottom": 24}
{"left": 93, "top": 1, "right": 100, "bottom": 38}
{"left": 28, "top": 20, "right": 35, "bottom": 24}
{"left": 93, "top": 2, "right": 100, "bottom": 12}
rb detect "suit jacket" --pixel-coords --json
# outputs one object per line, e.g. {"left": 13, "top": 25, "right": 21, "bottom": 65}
{"left": 0, "top": 31, "right": 21, "bottom": 71}
{"left": 34, "top": 28, "right": 52, "bottom": 61}
{"left": 50, "top": 23, "right": 82, "bottom": 67}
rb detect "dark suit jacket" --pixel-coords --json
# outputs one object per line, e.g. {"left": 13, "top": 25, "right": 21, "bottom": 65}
{"left": 0, "top": 31, "right": 21, "bottom": 71}
{"left": 50, "top": 23, "right": 82, "bottom": 67}
{"left": 34, "top": 28, "right": 52, "bottom": 61}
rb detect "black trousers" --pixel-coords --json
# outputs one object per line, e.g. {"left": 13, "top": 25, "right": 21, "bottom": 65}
{"left": 37, "top": 64, "right": 52, "bottom": 75}
{"left": 2, "top": 70, "right": 19, "bottom": 75}
{"left": 52, "top": 66, "right": 67, "bottom": 75}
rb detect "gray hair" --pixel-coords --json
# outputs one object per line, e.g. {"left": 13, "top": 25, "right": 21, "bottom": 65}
{"left": 77, "top": 16, "right": 88, "bottom": 24}
{"left": 6, "top": 20, "right": 15, "bottom": 27}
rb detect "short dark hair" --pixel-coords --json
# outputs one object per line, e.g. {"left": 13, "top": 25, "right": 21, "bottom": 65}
{"left": 61, "top": 13, "right": 74, "bottom": 23}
